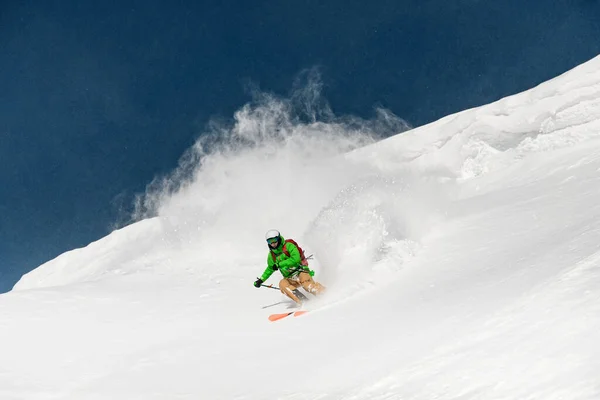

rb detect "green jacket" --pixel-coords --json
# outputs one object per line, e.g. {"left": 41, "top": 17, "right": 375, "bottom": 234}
{"left": 260, "top": 237, "right": 310, "bottom": 281}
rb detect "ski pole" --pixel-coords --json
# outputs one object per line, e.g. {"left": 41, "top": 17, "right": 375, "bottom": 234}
{"left": 261, "top": 284, "right": 280, "bottom": 291}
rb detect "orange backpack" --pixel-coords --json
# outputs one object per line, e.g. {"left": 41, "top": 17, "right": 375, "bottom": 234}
{"left": 271, "top": 239, "right": 309, "bottom": 266}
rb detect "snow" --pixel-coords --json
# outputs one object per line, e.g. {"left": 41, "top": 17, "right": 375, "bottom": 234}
{"left": 2, "top": 55, "right": 600, "bottom": 399}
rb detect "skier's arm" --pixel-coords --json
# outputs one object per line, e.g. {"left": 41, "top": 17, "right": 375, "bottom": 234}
{"left": 278, "top": 243, "right": 302, "bottom": 270}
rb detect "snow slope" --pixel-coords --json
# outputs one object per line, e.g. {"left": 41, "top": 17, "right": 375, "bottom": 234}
{"left": 2, "top": 55, "right": 600, "bottom": 399}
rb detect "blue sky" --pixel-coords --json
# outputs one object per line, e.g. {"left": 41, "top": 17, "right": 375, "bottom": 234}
{"left": 1, "top": 0, "right": 599, "bottom": 292}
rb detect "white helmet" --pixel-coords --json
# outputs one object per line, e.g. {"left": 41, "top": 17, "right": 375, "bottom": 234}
{"left": 265, "top": 229, "right": 281, "bottom": 241}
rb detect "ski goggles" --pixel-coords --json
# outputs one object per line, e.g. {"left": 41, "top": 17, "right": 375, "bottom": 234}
{"left": 266, "top": 237, "right": 279, "bottom": 245}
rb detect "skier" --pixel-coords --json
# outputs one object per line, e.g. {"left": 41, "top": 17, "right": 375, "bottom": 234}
{"left": 254, "top": 229, "right": 326, "bottom": 304}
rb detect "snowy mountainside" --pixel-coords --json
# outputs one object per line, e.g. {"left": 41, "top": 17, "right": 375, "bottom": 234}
{"left": 16, "top": 56, "right": 600, "bottom": 292}
{"left": 3, "top": 56, "right": 600, "bottom": 400}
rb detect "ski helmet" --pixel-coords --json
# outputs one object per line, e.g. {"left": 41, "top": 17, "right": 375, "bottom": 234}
{"left": 265, "top": 229, "right": 281, "bottom": 246}
{"left": 265, "top": 229, "right": 281, "bottom": 241}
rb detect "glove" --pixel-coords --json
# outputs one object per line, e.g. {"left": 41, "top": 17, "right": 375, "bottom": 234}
{"left": 254, "top": 278, "right": 263, "bottom": 288}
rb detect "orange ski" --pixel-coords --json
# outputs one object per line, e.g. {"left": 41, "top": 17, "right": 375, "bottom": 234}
{"left": 268, "top": 312, "right": 294, "bottom": 321}
{"left": 268, "top": 310, "right": 309, "bottom": 321}
{"left": 293, "top": 311, "right": 309, "bottom": 317}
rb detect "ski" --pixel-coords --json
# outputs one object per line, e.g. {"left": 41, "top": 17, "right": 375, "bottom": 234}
{"left": 268, "top": 312, "right": 294, "bottom": 321}
{"left": 293, "top": 310, "right": 309, "bottom": 317}
{"left": 268, "top": 310, "right": 309, "bottom": 321}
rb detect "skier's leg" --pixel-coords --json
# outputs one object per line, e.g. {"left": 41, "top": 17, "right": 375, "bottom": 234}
{"left": 298, "top": 272, "right": 326, "bottom": 295}
{"left": 279, "top": 278, "right": 302, "bottom": 304}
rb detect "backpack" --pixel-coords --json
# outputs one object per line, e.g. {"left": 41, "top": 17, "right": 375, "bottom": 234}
{"left": 270, "top": 239, "right": 309, "bottom": 267}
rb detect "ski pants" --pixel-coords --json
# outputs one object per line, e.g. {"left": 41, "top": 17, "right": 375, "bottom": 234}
{"left": 279, "top": 272, "right": 326, "bottom": 304}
